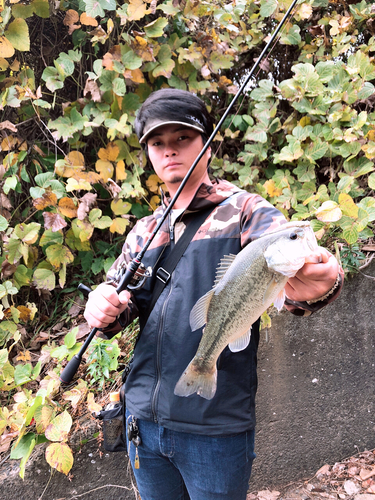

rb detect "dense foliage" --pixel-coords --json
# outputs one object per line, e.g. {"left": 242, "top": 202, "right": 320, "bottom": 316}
{"left": 0, "top": 0, "right": 374, "bottom": 476}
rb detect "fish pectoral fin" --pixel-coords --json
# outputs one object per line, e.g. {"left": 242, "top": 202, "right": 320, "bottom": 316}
{"left": 228, "top": 327, "right": 252, "bottom": 353}
{"left": 190, "top": 289, "right": 214, "bottom": 331}
{"left": 274, "top": 288, "right": 286, "bottom": 311}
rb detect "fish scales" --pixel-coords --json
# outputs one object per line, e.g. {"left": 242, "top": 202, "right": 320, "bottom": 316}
{"left": 174, "top": 222, "right": 318, "bottom": 400}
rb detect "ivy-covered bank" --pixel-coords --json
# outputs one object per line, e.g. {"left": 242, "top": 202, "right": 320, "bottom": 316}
{"left": 0, "top": 0, "right": 374, "bottom": 476}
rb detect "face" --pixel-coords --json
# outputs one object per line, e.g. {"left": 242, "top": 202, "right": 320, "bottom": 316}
{"left": 146, "top": 124, "right": 211, "bottom": 193}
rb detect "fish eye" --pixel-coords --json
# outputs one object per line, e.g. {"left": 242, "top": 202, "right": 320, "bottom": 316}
{"left": 289, "top": 232, "right": 298, "bottom": 240}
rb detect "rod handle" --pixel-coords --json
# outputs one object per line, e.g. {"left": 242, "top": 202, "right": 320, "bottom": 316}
{"left": 60, "top": 353, "right": 84, "bottom": 384}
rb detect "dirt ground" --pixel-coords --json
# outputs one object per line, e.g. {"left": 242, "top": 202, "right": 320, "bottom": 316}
{"left": 1, "top": 432, "right": 375, "bottom": 500}
{"left": 248, "top": 449, "right": 375, "bottom": 500}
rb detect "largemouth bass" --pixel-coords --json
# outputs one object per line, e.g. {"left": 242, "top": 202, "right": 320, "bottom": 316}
{"left": 174, "top": 221, "right": 319, "bottom": 400}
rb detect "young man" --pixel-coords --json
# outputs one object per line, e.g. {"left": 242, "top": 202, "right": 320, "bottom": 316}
{"left": 84, "top": 89, "right": 343, "bottom": 500}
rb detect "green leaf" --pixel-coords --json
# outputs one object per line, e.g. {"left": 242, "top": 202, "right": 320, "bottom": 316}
{"left": 0, "top": 215, "right": 8, "bottom": 231}
{"left": 368, "top": 173, "right": 375, "bottom": 190}
{"left": 31, "top": 0, "right": 50, "bottom": 18}
{"left": 144, "top": 17, "right": 168, "bottom": 37}
{"left": 64, "top": 327, "right": 78, "bottom": 349}
{"left": 304, "top": 140, "right": 328, "bottom": 162}
{"left": 14, "top": 222, "right": 41, "bottom": 244}
{"left": 14, "top": 363, "right": 32, "bottom": 386}
{"left": 112, "top": 77, "right": 126, "bottom": 96}
{"left": 46, "top": 244, "right": 74, "bottom": 269}
{"left": 32, "top": 268, "right": 56, "bottom": 291}
{"left": 280, "top": 25, "right": 301, "bottom": 45}
{"left": 260, "top": 0, "right": 278, "bottom": 17}
{"left": 84, "top": 0, "right": 105, "bottom": 17}
{"left": 153, "top": 44, "right": 175, "bottom": 78}
{"left": 5, "top": 19, "right": 30, "bottom": 52}
{"left": 10, "top": 432, "right": 36, "bottom": 460}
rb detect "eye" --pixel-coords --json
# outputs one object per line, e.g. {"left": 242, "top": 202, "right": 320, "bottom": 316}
{"left": 289, "top": 232, "right": 298, "bottom": 240}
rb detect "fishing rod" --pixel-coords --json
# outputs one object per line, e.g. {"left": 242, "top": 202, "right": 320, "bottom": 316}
{"left": 60, "top": 0, "right": 299, "bottom": 385}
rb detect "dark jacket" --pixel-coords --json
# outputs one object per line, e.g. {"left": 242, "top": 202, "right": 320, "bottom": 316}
{"left": 107, "top": 180, "right": 342, "bottom": 435}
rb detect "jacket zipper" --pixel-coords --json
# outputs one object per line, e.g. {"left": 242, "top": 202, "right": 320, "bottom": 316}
{"left": 151, "top": 214, "right": 175, "bottom": 422}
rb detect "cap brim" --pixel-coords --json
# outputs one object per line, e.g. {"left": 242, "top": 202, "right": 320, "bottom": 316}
{"left": 140, "top": 121, "right": 205, "bottom": 144}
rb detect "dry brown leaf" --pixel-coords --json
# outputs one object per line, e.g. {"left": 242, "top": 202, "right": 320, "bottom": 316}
{"left": 33, "top": 192, "right": 58, "bottom": 210}
{"left": 80, "top": 12, "right": 98, "bottom": 27}
{"left": 43, "top": 212, "right": 68, "bottom": 232}
{"left": 84, "top": 78, "right": 101, "bottom": 102}
{"left": 0, "top": 120, "right": 17, "bottom": 132}
{"left": 1, "top": 192, "right": 12, "bottom": 209}
{"left": 63, "top": 9, "right": 79, "bottom": 25}
{"left": 58, "top": 197, "right": 78, "bottom": 218}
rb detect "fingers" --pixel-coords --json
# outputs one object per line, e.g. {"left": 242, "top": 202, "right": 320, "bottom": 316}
{"left": 285, "top": 250, "right": 340, "bottom": 302}
{"left": 84, "top": 284, "right": 131, "bottom": 329}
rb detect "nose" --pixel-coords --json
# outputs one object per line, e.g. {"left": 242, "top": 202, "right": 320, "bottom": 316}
{"left": 164, "top": 142, "right": 178, "bottom": 157}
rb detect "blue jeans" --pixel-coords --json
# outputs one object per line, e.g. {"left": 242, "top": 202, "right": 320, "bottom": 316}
{"left": 126, "top": 411, "right": 256, "bottom": 500}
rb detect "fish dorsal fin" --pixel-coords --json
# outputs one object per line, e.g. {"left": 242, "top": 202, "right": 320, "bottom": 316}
{"left": 229, "top": 327, "right": 252, "bottom": 353}
{"left": 214, "top": 253, "right": 237, "bottom": 286}
{"left": 190, "top": 289, "right": 214, "bottom": 332}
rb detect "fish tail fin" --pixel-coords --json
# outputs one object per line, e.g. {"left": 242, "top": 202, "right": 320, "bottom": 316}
{"left": 174, "top": 361, "right": 217, "bottom": 400}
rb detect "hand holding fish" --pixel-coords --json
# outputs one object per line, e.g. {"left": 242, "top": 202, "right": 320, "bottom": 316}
{"left": 285, "top": 248, "right": 340, "bottom": 303}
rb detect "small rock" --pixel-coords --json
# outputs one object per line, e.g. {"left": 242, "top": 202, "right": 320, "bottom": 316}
{"left": 344, "top": 480, "right": 361, "bottom": 496}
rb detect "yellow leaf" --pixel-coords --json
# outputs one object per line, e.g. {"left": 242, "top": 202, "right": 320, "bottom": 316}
{"left": 107, "top": 18, "right": 114, "bottom": 34}
{"left": 264, "top": 179, "right": 282, "bottom": 198}
{"left": 339, "top": 193, "right": 359, "bottom": 218}
{"left": 298, "top": 4, "right": 312, "bottom": 20}
{"left": 115, "top": 160, "right": 127, "bottom": 181}
{"left": 315, "top": 201, "right": 342, "bottom": 222}
{"left": 110, "top": 217, "right": 129, "bottom": 234}
{"left": 128, "top": 0, "right": 149, "bottom": 21}
{"left": 299, "top": 116, "right": 311, "bottom": 127}
{"left": 111, "top": 199, "right": 132, "bottom": 215}
{"left": 314, "top": 228, "right": 326, "bottom": 240}
{"left": 366, "top": 130, "right": 375, "bottom": 141}
{"left": 150, "top": 195, "right": 160, "bottom": 210}
{"left": 45, "top": 442, "right": 74, "bottom": 475}
{"left": 95, "top": 159, "right": 114, "bottom": 183}
{"left": 146, "top": 174, "right": 166, "bottom": 194}
{"left": 5, "top": 19, "right": 30, "bottom": 52}
{"left": 87, "top": 393, "right": 102, "bottom": 413}
{"left": 98, "top": 142, "right": 119, "bottom": 162}
{"left": 66, "top": 151, "right": 85, "bottom": 167}
{"left": 0, "top": 57, "right": 9, "bottom": 70}
{"left": 66, "top": 177, "right": 92, "bottom": 192}
{"left": 0, "top": 37, "right": 14, "bottom": 58}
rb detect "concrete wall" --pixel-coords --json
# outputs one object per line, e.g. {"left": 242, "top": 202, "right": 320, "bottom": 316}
{"left": 252, "top": 258, "right": 375, "bottom": 489}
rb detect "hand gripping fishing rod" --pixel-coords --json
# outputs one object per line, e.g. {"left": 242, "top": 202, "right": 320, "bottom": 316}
{"left": 60, "top": 0, "right": 299, "bottom": 385}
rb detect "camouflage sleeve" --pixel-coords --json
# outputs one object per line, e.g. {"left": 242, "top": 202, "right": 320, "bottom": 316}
{"left": 239, "top": 193, "right": 287, "bottom": 247}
